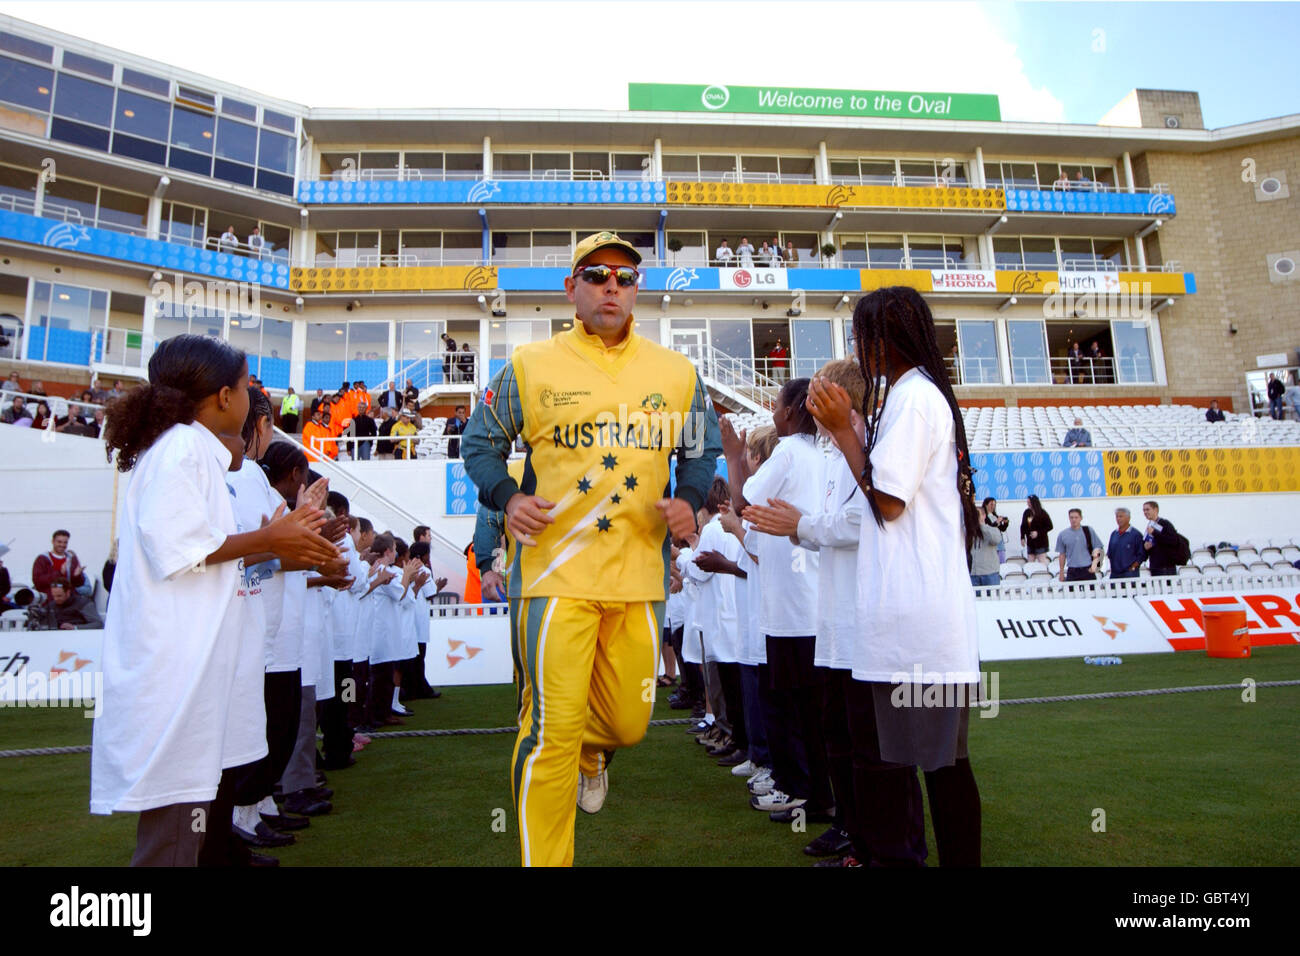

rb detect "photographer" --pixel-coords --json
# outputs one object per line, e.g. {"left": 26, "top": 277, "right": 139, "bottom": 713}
{"left": 981, "top": 497, "right": 1009, "bottom": 564}
{"left": 30, "top": 578, "right": 102, "bottom": 630}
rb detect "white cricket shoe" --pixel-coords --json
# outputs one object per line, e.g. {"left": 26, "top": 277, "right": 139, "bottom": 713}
{"left": 750, "top": 789, "right": 805, "bottom": 812}
{"left": 577, "top": 770, "right": 609, "bottom": 814}
{"left": 730, "top": 759, "right": 757, "bottom": 778}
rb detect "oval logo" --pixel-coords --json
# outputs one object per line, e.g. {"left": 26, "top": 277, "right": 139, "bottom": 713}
{"left": 733, "top": 269, "right": 752, "bottom": 288}
{"left": 702, "top": 85, "right": 730, "bottom": 110}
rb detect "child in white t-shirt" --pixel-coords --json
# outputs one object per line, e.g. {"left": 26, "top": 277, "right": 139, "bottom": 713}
{"left": 93, "top": 335, "right": 336, "bottom": 867}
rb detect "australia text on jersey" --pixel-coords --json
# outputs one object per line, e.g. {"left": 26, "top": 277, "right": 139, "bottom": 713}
{"left": 552, "top": 406, "right": 711, "bottom": 458}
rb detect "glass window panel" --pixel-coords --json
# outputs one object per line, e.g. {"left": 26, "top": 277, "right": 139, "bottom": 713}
{"left": 51, "top": 118, "right": 108, "bottom": 151}
{"left": 257, "top": 128, "right": 294, "bottom": 173}
{"left": 491, "top": 231, "right": 530, "bottom": 264}
{"left": 0, "top": 163, "right": 37, "bottom": 207}
{"left": 404, "top": 152, "right": 443, "bottom": 178}
{"left": 0, "top": 32, "right": 53, "bottom": 62}
{"left": 899, "top": 160, "right": 936, "bottom": 185}
{"left": 177, "top": 86, "right": 215, "bottom": 108}
{"left": 982, "top": 162, "right": 1003, "bottom": 188}
{"left": 780, "top": 232, "right": 817, "bottom": 266}
{"left": 97, "top": 188, "right": 148, "bottom": 235}
{"left": 167, "top": 146, "right": 211, "bottom": 176}
{"left": 829, "top": 160, "right": 859, "bottom": 182}
{"left": 262, "top": 108, "right": 295, "bottom": 132}
{"left": 1097, "top": 237, "right": 1126, "bottom": 269}
{"left": 121, "top": 67, "right": 168, "bottom": 96}
{"left": 259, "top": 316, "right": 292, "bottom": 388}
{"left": 216, "top": 116, "right": 257, "bottom": 164}
{"left": 573, "top": 151, "right": 609, "bottom": 176}
{"left": 710, "top": 319, "right": 753, "bottom": 363}
{"left": 666, "top": 230, "right": 706, "bottom": 267}
{"left": 62, "top": 51, "right": 112, "bottom": 80}
{"left": 621, "top": 231, "right": 655, "bottom": 262}
{"left": 740, "top": 155, "right": 778, "bottom": 182}
{"left": 533, "top": 153, "right": 570, "bottom": 178}
{"left": 992, "top": 236, "right": 1022, "bottom": 269}
{"left": 1037, "top": 163, "right": 1065, "bottom": 188}
{"left": 305, "top": 322, "right": 347, "bottom": 392}
{"left": 1094, "top": 166, "right": 1118, "bottom": 190}
{"left": 840, "top": 237, "right": 867, "bottom": 268}
{"left": 48, "top": 283, "right": 92, "bottom": 329}
{"left": 1007, "top": 319, "right": 1049, "bottom": 384}
{"left": 314, "top": 232, "right": 338, "bottom": 267}
{"left": 400, "top": 230, "right": 441, "bottom": 265}
{"left": 1021, "top": 237, "right": 1058, "bottom": 270}
{"left": 779, "top": 156, "right": 816, "bottom": 183}
{"left": 532, "top": 231, "right": 570, "bottom": 267}
{"left": 791, "top": 319, "right": 833, "bottom": 380}
{"left": 1058, "top": 237, "right": 1095, "bottom": 270}
{"left": 0, "top": 55, "right": 53, "bottom": 111}
{"left": 906, "top": 235, "right": 946, "bottom": 269}
{"left": 400, "top": 319, "right": 443, "bottom": 361}
{"left": 221, "top": 97, "right": 256, "bottom": 121}
{"left": 113, "top": 89, "right": 169, "bottom": 140}
{"left": 699, "top": 154, "right": 737, "bottom": 180}
{"left": 860, "top": 160, "right": 896, "bottom": 184}
{"left": 944, "top": 236, "right": 969, "bottom": 267}
{"left": 255, "top": 169, "right": 293, "bottom": 195}
{"left": 612, "top": 153, "right": 649, "bottom": 180}
{"left": 45, "top": 178, "right": 97, "bottom": 223}
{"left": 444, "top": 152, "right": 483, "bottom": 175}
{"left": 319, "top": 152, "right": 356, "bottom": 177}
{"left": 214, "top": 158, "right": 256, "bottom": 187}
{"left": 358, "top": 150, "right": 399, "bottom": 172}
{"left": 346, "top": 321, "right": 390, "bottom": 384}
{"left": 226, "top": 312, "right": 261, "bottom": 364}
{"left": 494, "top": 154, "right": 530, "bottom": 175}
{"left": 164, "top": 201, "right": 204, "bottom": 246}
{"left": 170, "top": 105, "right": 213, "bottom": 152}
{"left": 1007, "top": 162, "right": 1037, "bottom": 188}
{"left": 866, "top": 234, "right": 905, "bottom": 269}
{"left": 53, "top": 73, "right": 113, "bottom": 125}
{"left": 636, "top": 318, "right": 660, "bottom": 343}
{"left": 442, "top": 231, "right": 481, "bottom": 264}
{"left": 663, "top": 155, "right": 698, "bottom": 180}
{"left": 1111, "top": 320, "right": 1154, "bottom": 383}
{"left": 958, "top": 320, "right": 999, "bottom": 384}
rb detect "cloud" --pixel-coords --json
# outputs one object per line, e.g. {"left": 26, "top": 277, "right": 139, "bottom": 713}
{"left": 1, "top": 0, "right": 1065, "bottom": 120}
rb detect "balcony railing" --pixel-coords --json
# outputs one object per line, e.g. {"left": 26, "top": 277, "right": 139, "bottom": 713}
{"left": 392, "top": 350, "right": 478, "bottom": 392}
{"left": 316, "top": 168, "right": 650, "bottom": 183}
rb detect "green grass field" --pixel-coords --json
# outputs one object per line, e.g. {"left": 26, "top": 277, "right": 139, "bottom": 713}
{"left": 3, "top": 648, "right": 1298, "bottom": 867}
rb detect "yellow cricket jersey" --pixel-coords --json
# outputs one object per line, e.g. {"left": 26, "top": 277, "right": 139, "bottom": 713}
{"left": 462, "top": 318, "right": 722, "bottom": 602}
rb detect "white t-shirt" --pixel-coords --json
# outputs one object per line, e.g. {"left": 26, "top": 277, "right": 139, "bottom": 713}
{"left": 735, "top": 528, "right": 765, "bottom": 665}
{"left": 354, "top": 565, "right": 379, "bottom": 663}
{"left": 742, "top": 432, "right": 824, "bottom": 637}
{"left": 676, "top": 548, "right": 704, "bottom": 665}
{"left": 369, "top": 564, "right": 408, "bottom": 664}
{"left": 796, "top": 449, "right": 864, "bottom": 671}
{"left": 222, "top": 463, "right": 273, "bottom": 761}
{"left": 685, "top": 515, "right": 742, "bottom": 663}
{"left": 330, "top": 533, "right": 369, "bottom": 662}
{"left": 90, "top": 423, "right": 267, "bottom": 814}
{"left": 852, "top": 368, "right": 979, "bottom": 684}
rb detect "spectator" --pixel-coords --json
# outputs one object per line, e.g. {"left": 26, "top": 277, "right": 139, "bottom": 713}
{"left": 1284, "top": 373, "right": 1300, "bottom": 421}
{"left": 218, "top": 225, "right": 239, "bottom": 253}
{"left": 969, "top": 496, "right": 1002, "bottom": 587}
{"left": 2, "top": 394, "right": 31, "bottom": 424}
{"left": 31, "top": 578, "right": 102, "bottom": 630}
{"left": 1056, "top": 508, "right": 1103, "bottom": 582}
{"left": 715, "top": 238, "right": 733, "bottom": 267}
{"left": 1053, "top": 169, "right": 1070, "bottom": 190}
{"left": 1, "top": 370, "right": 18, "bottom": 391}
{"left": 1142, "top": 501, "right": 1182, "bottom": 576}
{"left": 376, "top": 381, "right": 402, "bottom": 410}
{"left": 33, "top": 529, "right": 86, "bottom": 599}
{"left": 0, "top": 559, "right": 12, "bottom": 611}
{"left": 403, "top": 400, "right": 423, "bottom": 430}
{"left": 981, "top": 497, "right": 1009, "bottom": 564}
{"left": 768, "top": 339, "right": 788, "bottom": 383}
{"left": 458, "top": 342, "right": 475, "bottom": 384}
{"left": 88, "top": 407, "right": 105, "bottom": 438}
{"left": 783, "top": 240, "right": 799, "bottom": 266}
{"left": 412, "top": 526, "right": 431, "bottom": 544}
{"left": 29, "top": 401, "right": 52, "bottom": 431}
{"left": 1062, "top": 417, "right": 1093, "bottom": 447}
{"left": 1205, "top": 399, "right": 1226, "bottom": 423}
{"left": 247, "top": 226, "right": 265, "bottom": 258}
{"left": 1073, "top": 170, "right": 1093, "bottom": 191}
{"left": 1107, "top": 507, "right": 1145, "bottom": 578}
{"left": 391, "top": 408, "right": 418, "bottom": 460}
{"left": 445, "top": 404, "right": 469, "bottom": 459}
{"left": 404, "top": 379, "right": 419, "bottom": 406}
{"left": 29, "top": 380, "right": 47, "bottom": 398}
{"left": 1020, "top": 494, "right": 1053, "bottom": 562}
{"left": 736, "top": 237, "right": 754, "bottom": 269}
{"left": 301, "top": 406, "right": 336, "bottom": 462}
{"left": 1266, "top": 373, "right": 1285, "bottom": 420}
{"left": 757, "top": 240, "right": 774, "bottom": 267}
{"left": 1067, "top": 341, "right": 1084, "bottom": 383}
{"left": 440, "top": 332, "right": 457, "bottom": 383}
{"left": 280, "top": 387, "right": 301, "bottom": 433}
{"left": 1087, "top": 340, "right": 1109, "bottom": 383}
{"left": 353, "top": 406, "right": 377, "bottom": 460}
{"left": 377, "top": 406, "right": 398, "bottom": 458}
{"left": 308, "top": 388, "right": 326, "bottom": 417}
{"left": 351, "top": 381, "right": 371, "bottom": 417}
{"left": 770, "top": 238, "right": 783, "bottom": 266}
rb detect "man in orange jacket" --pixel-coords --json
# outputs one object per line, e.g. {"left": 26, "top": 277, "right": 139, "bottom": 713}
{"left": 302, "top": 405, "right": 337, "bottom": 462}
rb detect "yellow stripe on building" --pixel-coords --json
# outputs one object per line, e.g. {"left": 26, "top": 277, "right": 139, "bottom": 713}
{"left": 291, "top": 265, "right": 498, "bottom": 293}
{"left": 664, "top": 182, "right": 1004, "bottom": 211}
{"left": 1104, "top": 447, "right": 1300, "bottom": 497}
{"left": 858, "top": 269, "right": 934, "bottom": 291}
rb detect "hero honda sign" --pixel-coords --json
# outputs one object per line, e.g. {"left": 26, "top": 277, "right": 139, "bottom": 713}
{"left": 931, "top": 270, "right": 996, "bottom": 292}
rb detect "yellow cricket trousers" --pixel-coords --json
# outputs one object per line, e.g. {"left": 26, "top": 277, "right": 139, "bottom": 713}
{"left": 509, "top": 596, "right": 664, "bottom": 867}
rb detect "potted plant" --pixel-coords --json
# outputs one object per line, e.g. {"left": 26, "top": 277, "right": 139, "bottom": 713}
{"left": 820, "top": 242, "right": 837, "bottom": 268}
{"left": 667, "top": 237, "right": 684, "bottom": 265}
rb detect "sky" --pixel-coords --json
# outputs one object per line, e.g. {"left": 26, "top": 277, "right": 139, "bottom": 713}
{"left": 1, "top": 1, "right": 1298, "bottom": 127}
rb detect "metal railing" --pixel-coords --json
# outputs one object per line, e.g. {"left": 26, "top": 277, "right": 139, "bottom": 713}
{"left": 964, "top": 419, "right": 1300, "bottom": 450}
{"left": 975, "top": 567, "right": 1299, "bottom": 599}
{"left": 90, "top": 327, "right": 151, "bottom": 372}
{"left": 315, "top": 168, "right": 650, "bottom": 183}
{"left": 1, "top": 387, "right": 105, "bottom": 420}
{"left": 676, "top": 344, "right": 779, "bottom": 411}
{"left": 391, "top": 350, "right": 478, "bottom": 391}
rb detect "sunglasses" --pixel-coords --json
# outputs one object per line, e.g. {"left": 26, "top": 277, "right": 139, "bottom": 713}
{"left": 573, "top": 264, "right": 641, "bottom": 287}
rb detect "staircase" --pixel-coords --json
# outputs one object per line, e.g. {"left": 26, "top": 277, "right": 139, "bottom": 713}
{"left": 688, "top": 346, "right": 778, "bottom": 414}
{"left": 391, "top": 349, "right": 479, "bottom": 407}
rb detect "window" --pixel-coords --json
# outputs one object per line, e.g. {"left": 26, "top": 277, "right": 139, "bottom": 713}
{"left": 740, "top": 155, "right": 778, "bottom": 183}
{"left": 28, "top": 280, "right": 109, "bottom": 364}
{"left": 216, "top": 116, "right": 257, "bottom": 165}
{"left": 867, "top": 234, "right": 906, "bottom": 269}
{"left": 0, "top": 32, "right": 53, "bottom": 62}
{"left": 612, "top": 153, "right": 650, "bottom": 181}
{"left": 666, "top": 230, "right": 706, "bottom": 267}
{"left": 177, "top": 86, "right": 215, "bottom": 109}
{"left": 113, "top": 89, "right": 170, "bottom": 141}
{"left": 61, "top": 51, "right": 113, "bottom": 81}
{"left": 53, "top": 72, "right": 113, "bottom": 126}
{"left": 121, "top": 68, "right": 169, "bottom": 97}
{"left": 532, "top": 231, "right": 570, "bottom": 266}
{"left": 958, "top": 320, "right": 999, "bottom": 384}
{"left": 404, "top": 152, "right": 443, "bottom": 178}
{"left": 0, "top": 55, "right": 53, "bottom": 111}
{"left": 779, "top": 156, "right": 816, "bottom": 184}
{"left": 699, "top": 154, "right": 737, "bottom": 181}
{"left": 444, "top": 152, "right": 483, "bottom": 178}
{"left": 442, "top": 231, "right": 481, "bottom": 265}
{"left": 96, "top": 188, "right": 148, "bottom": 235}
{"left": 710, "top": 319, "right": 753, "bottom": 362}
{"left": 0, "top": 164, "right": 37, "bottom": 209}
{"left": 262, "top": 108, "right": 295, "bottom": 133}
{"left": 304, "top": 322, "right": 347, "bottom": 391}
{"left": 257, "top": 128, "right": 294, "bottom": 174}
{"left": 532, "top": 153, "right": 570, "bottom": 179}
{"left": 221, "top": 97, "right": 257, "bottom": 121}
{"left": 170, "top": 105, "right": 214, "bottom": 152}
{"left": 1007, "top": 319, "right": 1049, "bottom": 384}
{"left": 1111, "top": 320, "right": 1154, "bottom": 383}
{"left": 663, "top": 155, "right": 699, "bottom": 181}
{"left": 791, "top": 319, "right": 833, "bottom": 379}
{"left": 400, "top": 231, "right": 441, "bottom": 265}
{"left": 163, "top": 201, "right": 205, "bottom": 247}
{"left": 44, "top": 177, "right": 97, "bottom": 225}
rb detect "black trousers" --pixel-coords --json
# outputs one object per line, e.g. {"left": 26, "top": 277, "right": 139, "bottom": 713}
{"left": 764, "top": 636, "right": 833, "bottom": 812}
{"left": 259, "top": 670, "right": 303, "bottom": 797}
{"left": 349, "top": 660, "right": 371, "bottom": 730}
{"left": 823, "top": 668, "right": 855, "bottom": 829}
{"left": 318, "top": 660, "right": 354, "bottom": 768}
{"left": 1065, "top": 567, "right": 1096, "bottom": 582}
{"left": 715, "top": 661, "right": 747, "bottom": 753}
{"left": 197, "top": 758, "right": 261, "bottom": 867}
{"left": 280, "top": 413, "right": 298, "bottom": 434}
{"left": 369, "top": 659, "right": 396, "bottom": 724}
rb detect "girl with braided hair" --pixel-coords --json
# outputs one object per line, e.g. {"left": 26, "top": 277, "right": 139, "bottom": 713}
{"left": 806, "top": 286, "right": 981, "bottom": 867}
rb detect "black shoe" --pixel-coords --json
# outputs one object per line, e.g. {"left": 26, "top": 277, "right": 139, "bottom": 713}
{"left": 706, "top": 737, "right": 735, "bottom": 757}
{"left": 428, "top": 687, "right": 442, "bottom": 699}
{"left": 690, "top": 705, "right": 706, "bottom": 720}
{"left": 668, "top": 694, "right": 692, "bottom": 710}
{"left": 315, "top": 770, "right": 329, "bottom": 787}
{"left": 234, "top": 821, "right": 295, "bottom": 848}
{"left": 283, "top": 790, "right": 332, "bottom": 816}
{"left": 716, "top": 749, "right": 747, "bottom": 767}
{"left": 812, "top": 853, "right": 862, "bottom": 868}
{"left": 248, "top": 850, "right": 281, "bottom": 867}
{"left": 309, "top": 786, "right": 333, "bottom": 801}
{"left": 320, "top": 756, "right": 356, "bottom": 771}
{"left": 261, "top": 812, "right": 310, "bottom": 832}
{"left": 803, "top": 826, "right": 853, "bottom": 857}
{"left": 769, "top": 805, "right": 835, "bottom": 825}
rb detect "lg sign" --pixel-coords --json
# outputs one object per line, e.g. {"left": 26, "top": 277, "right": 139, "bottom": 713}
{"left": 720, "top": 268, "right": 787, "bottom": 291}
